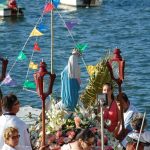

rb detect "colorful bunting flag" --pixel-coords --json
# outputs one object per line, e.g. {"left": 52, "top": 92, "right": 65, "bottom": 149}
{"left": 17, "top": 51, "right": 27, "bottom": 60}
{"left": 43, "top": 3, "right": 54, "bottom": 13}
{"left": 52, "top": 0, "right": 60, "bottom": 8}
{"left": 29, "top": 61, "right": 38, "bottom": 70}
{"left": 65, "top": 21, "right": 77, "bottom": 30}
{"left": 23, "top": 80, "right": 36, "bottom": 89}
{"left": 34, "top": 42, "right": 41, "bottom": 51}
{"left": 75, "top": 44, "right": 88, "bottom": 53}
{"left": 37, "top": 24, "right": 48, "bottom": 32}
{"left": 1, "top": 74, "right": 17, "bottom": 86}
{"left": 29, "top": 28, "right": 43, "bottom": 37}
{"left": 86, "top": 65, "right": 96, "bottom": 76}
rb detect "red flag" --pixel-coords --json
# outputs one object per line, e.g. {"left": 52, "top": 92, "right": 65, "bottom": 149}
{"left": 44, "top": 3, "right": 54, "bottom": 13}
{"left": 34, "top": 42, "right": 41, "bottom": 51}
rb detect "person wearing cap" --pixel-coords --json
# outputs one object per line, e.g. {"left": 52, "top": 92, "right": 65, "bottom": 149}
{"left": 59, "top": 48, "right": 82, "bottom": 111}
{"left": 0, "top": 93, "right": 32, "bottom": 149}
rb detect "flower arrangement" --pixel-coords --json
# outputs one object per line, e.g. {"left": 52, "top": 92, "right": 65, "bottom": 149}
{"left": 29, "top": 100, "right": 121, "bottom": 150}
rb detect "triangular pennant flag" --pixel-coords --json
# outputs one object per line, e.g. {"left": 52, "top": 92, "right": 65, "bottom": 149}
{"left": 29, "top": 61, "right": 38, "bottom": 70}
{"left": 34, "top": 42, "right": 41, "bottom": 51}
{"left": 86, "top": 65, "right": 96, "bottom": 76}
{"left": 52, "top": 0, "right": 60, "bottom": 8}
{"left": 65, "top": 21, "right": 77, "bottom": 30}
{"left": 37, "top": 24, "right": 48, "bottom": 32}
{"left": 29, "top": 28, "right": 43, "bottom": 37}
{"left": 23, "top": 80, "right": 36, "bottom": 89}
{"left": 75, "top": 44, "right": 88, "bottom": 53}
{"left": 17, "top": 51, "right": 27, "bottom": 60}
{"left": 1, "top": 74, "right": 17, "bottom": 86}
{"left": 43, "top": 3, "right": 54, "bottom": 13}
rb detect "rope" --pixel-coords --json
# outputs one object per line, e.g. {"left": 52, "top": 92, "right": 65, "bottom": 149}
{"left": 55, "top": 9, "right": 77, "bottom": 45}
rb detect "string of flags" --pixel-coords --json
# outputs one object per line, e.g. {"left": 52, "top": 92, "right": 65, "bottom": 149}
{"left": 0, "top": 0, "right": 91, "bottom": 91}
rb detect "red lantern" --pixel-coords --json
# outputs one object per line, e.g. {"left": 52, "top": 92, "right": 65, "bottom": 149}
{"left": 34, "top": 61, "right": 56, "bottom": 101}
{"left": 0, "top": 58, "right": 8, "bottom": 82}
{"left": 0, "top": 57, "right": 8, "bottom": 115}
{"left": 106, "top": 48, "right": 125, "bottom": 87}
{"left": 34, "top": 61, "right": 56, "bottom": 146}
{"left": 107, "top": 48, "right": 125, "bottom": 139}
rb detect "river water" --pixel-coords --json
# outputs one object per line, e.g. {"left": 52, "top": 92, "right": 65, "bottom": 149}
{"left": 0, "top": 0, "right": 150, "bottom": 127}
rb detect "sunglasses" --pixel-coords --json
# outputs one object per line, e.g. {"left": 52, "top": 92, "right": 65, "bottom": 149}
{"left": 10, "top": 134, "right": 20, "bottom": 140}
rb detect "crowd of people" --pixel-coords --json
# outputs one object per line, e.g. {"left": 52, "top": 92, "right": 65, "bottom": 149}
{"left": 0, "top": 93, "right": 32, "bottom": 150}
{"left": 0, "top": 49, "right": 149, "bottom": 150}
{"left": 0, "top": 87, "right": 149, "bottom": 150}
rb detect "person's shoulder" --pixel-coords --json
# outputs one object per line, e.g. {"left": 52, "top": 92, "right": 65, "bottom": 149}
{"left": 9, "top": 116, "right": 27, "bottom": 127}
{"left": 2, "top": 143, "right": 16, "bottom": 150}
{"left": 129, "top": 104, "right": 138, "bottom": 112}
{"left": 0, "top": 114, "right": 5, "bottom": 120}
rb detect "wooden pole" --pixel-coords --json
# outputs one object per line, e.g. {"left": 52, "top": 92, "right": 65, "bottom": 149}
{"left": 100, "top": 101, "right": 104, "bottom": 150}
{"left": 118, "top": 84, "right": 125, "bottom": 132}
{"left": 42, "top": 99, "right": 46, "bottom": 147}
{"left": 51, "top": 8, "right": 54, "bottom": 74}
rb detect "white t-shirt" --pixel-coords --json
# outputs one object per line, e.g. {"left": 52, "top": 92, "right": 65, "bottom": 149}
{"left": 1, "top": 144, "right": 16, "bottom": 150}
{"left": 124, "top": 104, "right": 138, "bottom": 129}
{"left": 121, "top": 104, "right": 138, "bottom": 147}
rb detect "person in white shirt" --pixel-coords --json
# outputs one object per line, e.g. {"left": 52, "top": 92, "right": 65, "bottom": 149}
{"left": 117, "top": 92, "right": 138, "bottom": 148}
{"left": 2, "top": 127, "right": 19, "bottom": 150}
{"left": 0, "top": 93, "right": 32, "bottom": 150}
{"left": 121, "top": 93, "right": 138, "bottom": 131}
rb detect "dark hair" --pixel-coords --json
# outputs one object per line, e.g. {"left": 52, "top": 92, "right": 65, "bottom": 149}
{"left": 2, "top": 93, "right": 18, "bottom": 112}
{"left": 122, "top": 93, "right": 129, "bottom": 102}
{"left": 0, "top": 88, "right": 3, "bottom": 100}
{"left": 117, "top": 92, "right": 129, "bottom": 103}
{"left": 74, "top": 128, "right": 94, "bottom": 141}
{"left": 103, "top": 83, "right": 114, "bottom": 100}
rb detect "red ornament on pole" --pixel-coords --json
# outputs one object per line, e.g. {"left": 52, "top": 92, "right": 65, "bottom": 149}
{"left": 107, "top": 48, "right": 125, "bottom": 86}
{"left": 34, "top": 61, "right": 56, "bottom": 147}
{"left": 0, "top": 57, "right": 8, "bottom": 115}
{"left": 106, "top": 48, "right": 125, "bottom": 140}
{"left": 0, "top": 57, "right": 8, "bottom": 82}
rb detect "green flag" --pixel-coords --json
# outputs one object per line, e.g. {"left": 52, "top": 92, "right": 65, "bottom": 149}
{"left": 75, "top": 44, "right": 88, "bottom": 53}
{"left": 17, "top": 51, "right": 27, "bottom": 60}
{"left": 23, "top": 80, "right": 36, "bottom": 89}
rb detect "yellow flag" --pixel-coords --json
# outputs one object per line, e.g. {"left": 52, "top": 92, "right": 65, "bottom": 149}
{"left": 87, "top": 65, "right": 96, "bottom": 76}
{"left": 29, "top": 28, "right": 43, "bottom": 37}
{"left": 29, "top": 61, "right": 38, "bottom": 70}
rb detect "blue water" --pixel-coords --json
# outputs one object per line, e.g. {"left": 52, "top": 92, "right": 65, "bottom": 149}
{"left": 0, "top": 0, "right": 150, "bottom": 127}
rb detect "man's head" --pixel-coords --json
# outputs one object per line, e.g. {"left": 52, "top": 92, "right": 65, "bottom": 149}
{"left": 117, "top": 92, "right": 130, "bottom": 112}
{"left": 1, "top": 93, "right": 20, "bottom": 114}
